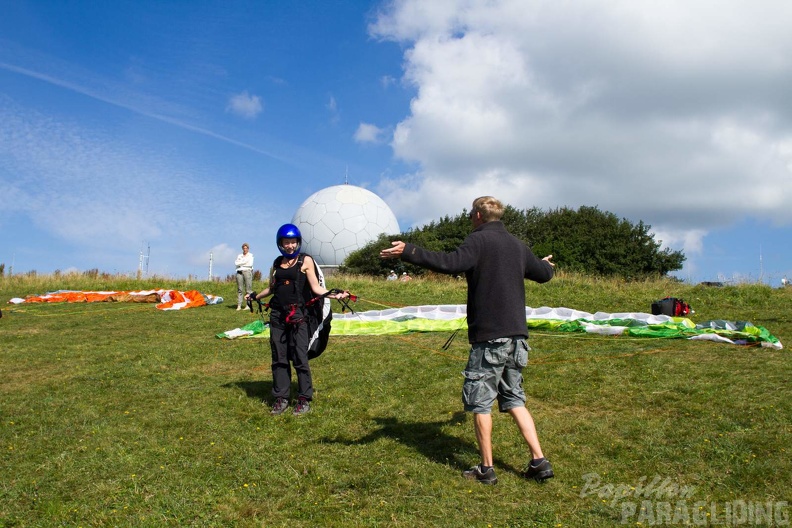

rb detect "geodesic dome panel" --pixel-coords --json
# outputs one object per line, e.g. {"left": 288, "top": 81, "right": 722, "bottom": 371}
{"left": 291, "top": 185, "right": 400, "bottom": 266}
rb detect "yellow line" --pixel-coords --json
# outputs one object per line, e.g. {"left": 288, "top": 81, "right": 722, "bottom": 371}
{"left": 389, "top": 330, "right": 708, "bottom": 365}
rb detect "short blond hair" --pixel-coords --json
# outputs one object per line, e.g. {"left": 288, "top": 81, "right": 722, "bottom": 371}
{"left": 471, "top": 196, "right": 504, "bottom": 222}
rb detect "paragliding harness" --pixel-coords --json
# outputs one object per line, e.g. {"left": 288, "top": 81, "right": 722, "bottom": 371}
{"left": 248, "top": 253, "right": 355, "bottom": 359}
{"left": 651, "top": 297, "right": 691, "bottom": 317}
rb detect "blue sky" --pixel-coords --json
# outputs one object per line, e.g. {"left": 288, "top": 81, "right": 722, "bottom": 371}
{"left": 2, "top": 0, "right": 791, "bottom": 286}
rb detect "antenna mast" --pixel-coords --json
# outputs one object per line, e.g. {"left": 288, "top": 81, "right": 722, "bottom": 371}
{"left": 208, "top": 252, "right": 214, "bottom": 281}
{"left": 138, "top": 243, "right": 151, "bottom": 278}
{"left": 759, "top": 244, "right": 764, "bottom": 283}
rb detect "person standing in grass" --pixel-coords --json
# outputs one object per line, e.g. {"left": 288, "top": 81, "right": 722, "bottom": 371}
{"left": 380, "top": 196, "right": 555, "bottom": 485}
{"left": 248, "top": 224, "right": 349, "bottom": 416}
{"left": 235, "top": 243, "right": 254, "bottom": 310}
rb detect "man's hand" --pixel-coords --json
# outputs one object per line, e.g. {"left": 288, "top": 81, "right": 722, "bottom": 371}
{"left": 542, "top": 255, "right": 555, "bottom": 267}
{"left": 380, "top": 241, "right": 406, "bottom": 260}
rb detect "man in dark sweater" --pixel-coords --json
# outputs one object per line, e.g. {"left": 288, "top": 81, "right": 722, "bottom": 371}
{"left": 380, "top": 196, "right": 555, "bottom": 485}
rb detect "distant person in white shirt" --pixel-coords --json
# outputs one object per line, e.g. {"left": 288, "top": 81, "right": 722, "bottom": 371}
{"left": 235, "top": 243, "right": 254, "bottom": 310}
{"left": 386, "top": 270, "right": 398, "bottom": 281}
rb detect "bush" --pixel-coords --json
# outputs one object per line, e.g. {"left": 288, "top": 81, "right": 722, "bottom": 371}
{"left": 342, "top": 205, "right": 685, "bottom": 278}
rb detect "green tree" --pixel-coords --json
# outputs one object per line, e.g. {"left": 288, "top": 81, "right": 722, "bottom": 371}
{"left": 340, "top": 233, "right": 397, "bottom": 277}
{"left": 340, "top": 205, "right": 684, "bottom": 278}
{"left": 341, "top": 213, "right": 467, "bottom": 277}
{"left": 530, "top": 206, "right": 684, "bottom": 277}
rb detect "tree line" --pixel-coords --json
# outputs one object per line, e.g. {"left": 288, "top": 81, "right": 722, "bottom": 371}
{"left": 340, "top": 205, "right": 685, "bottom": 280}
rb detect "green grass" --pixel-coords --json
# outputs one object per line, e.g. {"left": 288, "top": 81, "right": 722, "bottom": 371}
{"left": 1, "top": 273, "right": 790, "bottom": 527}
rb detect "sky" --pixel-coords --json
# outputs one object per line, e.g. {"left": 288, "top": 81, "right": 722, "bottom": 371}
{"left": 2, "top": 0, "right": 791, "bottom": 286}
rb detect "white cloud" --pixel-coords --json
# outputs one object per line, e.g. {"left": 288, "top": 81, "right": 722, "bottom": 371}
{"left": 380, "top": 75, "right": 397, "bottom": 88}
{"left": 327, "top": 95, "right": 340, "bottom": 124}
{"left": 354, "top": 122, "right": 387, "bottom": 144}
{"left": 0, "top": 98, "right": 242, "bottom": 274}
{"left": 370, "top": 0, "right": 792, "bottom": 244}
{"left": 226, "top": 91, "right": 263, "bottom": 119}
{"left": 202, "top": 243, "right": 237, "bottom": 271}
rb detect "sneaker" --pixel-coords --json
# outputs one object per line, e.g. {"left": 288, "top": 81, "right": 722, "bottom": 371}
{"left": 270, "top": 397, "right": 289, "bottom": 415}
{"left": 236, "top": 306, "right": 243, "bottom": 311}
{"left": 292, "top": 397, "right": 311, "bottom": 416}
{"left": 523, "top": 459, "right": 554, "bottom": 482}
{"left": 462, "top": 464, "right": 498, "bottom": 485}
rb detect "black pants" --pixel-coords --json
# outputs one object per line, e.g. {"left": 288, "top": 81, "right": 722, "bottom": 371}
{"left": 270, "top": 318, "right": 313, "bottom": 401}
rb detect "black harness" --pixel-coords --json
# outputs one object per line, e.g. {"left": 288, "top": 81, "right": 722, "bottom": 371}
{"left": 271, "top": 254, "right": 310, "bottom": 326}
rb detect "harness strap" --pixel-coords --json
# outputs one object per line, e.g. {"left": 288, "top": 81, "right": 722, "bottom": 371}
{"left": 295, "top": 254, "right": 307, "bottom": 300}
{"left": 285, "top": 303, "right": 304, "bottom": 325}
{"left": 271, "top": 254, "right": 306, "bottom": 326}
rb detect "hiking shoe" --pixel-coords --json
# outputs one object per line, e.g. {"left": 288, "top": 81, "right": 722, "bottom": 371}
{"left": 462, "top": 465, "right": 498, "bottom": 485}
{"left": 523, "top": 459, "right": 554, "bottom": 482}
{"left": 292, "top": 397, "right": 311, "bottom": 416}
{"left": 270, "top": 397, "right": 289, "bottom": 415}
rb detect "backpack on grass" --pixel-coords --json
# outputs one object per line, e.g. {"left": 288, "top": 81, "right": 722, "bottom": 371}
{"left": 651, "top": 297, "right": 691, "bottom": 317}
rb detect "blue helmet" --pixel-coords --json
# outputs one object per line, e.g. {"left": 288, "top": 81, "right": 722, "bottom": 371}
{"left": 276, "top": 223, "right": 302, "bottom": 257}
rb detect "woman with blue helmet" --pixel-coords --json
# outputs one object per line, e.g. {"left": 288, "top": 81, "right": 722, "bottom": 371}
{"left": 248, "top": 223, "right": 349, "bottom": 416}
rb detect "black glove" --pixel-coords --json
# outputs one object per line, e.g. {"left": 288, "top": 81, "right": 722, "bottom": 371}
{"left": 246, "top": 291, "right": 257, "bottom": 312}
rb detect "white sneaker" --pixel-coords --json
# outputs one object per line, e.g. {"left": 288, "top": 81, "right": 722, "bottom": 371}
{"left": 236, "top": 306, "right": 242, "bottom": 311}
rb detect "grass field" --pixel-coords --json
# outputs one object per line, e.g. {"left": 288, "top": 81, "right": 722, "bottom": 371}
{"left": 1, "top": 273, "right": 790, "bottom": 527}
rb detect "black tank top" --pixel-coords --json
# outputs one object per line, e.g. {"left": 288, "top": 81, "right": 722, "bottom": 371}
{"left": 272, "top": 258, "right": 303, "bottom": 309}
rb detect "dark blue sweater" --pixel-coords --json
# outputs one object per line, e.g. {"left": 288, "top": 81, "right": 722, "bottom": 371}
{"left": 402, "top": 221, "right": 553, "bottom": 343}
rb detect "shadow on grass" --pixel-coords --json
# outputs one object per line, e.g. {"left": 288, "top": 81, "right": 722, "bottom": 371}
{"left": 227, "top": 382, "right": 531, "bottom": 477}
{"left": 224, "top": 380, "right": 273, "bottom": 403}
{"left": 320, "top": 411, "right": 526, "bottom": 474}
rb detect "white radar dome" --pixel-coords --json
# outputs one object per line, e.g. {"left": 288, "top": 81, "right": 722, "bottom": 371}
{"left": 292, "top": 184, "right": 400, "bottom": 266}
